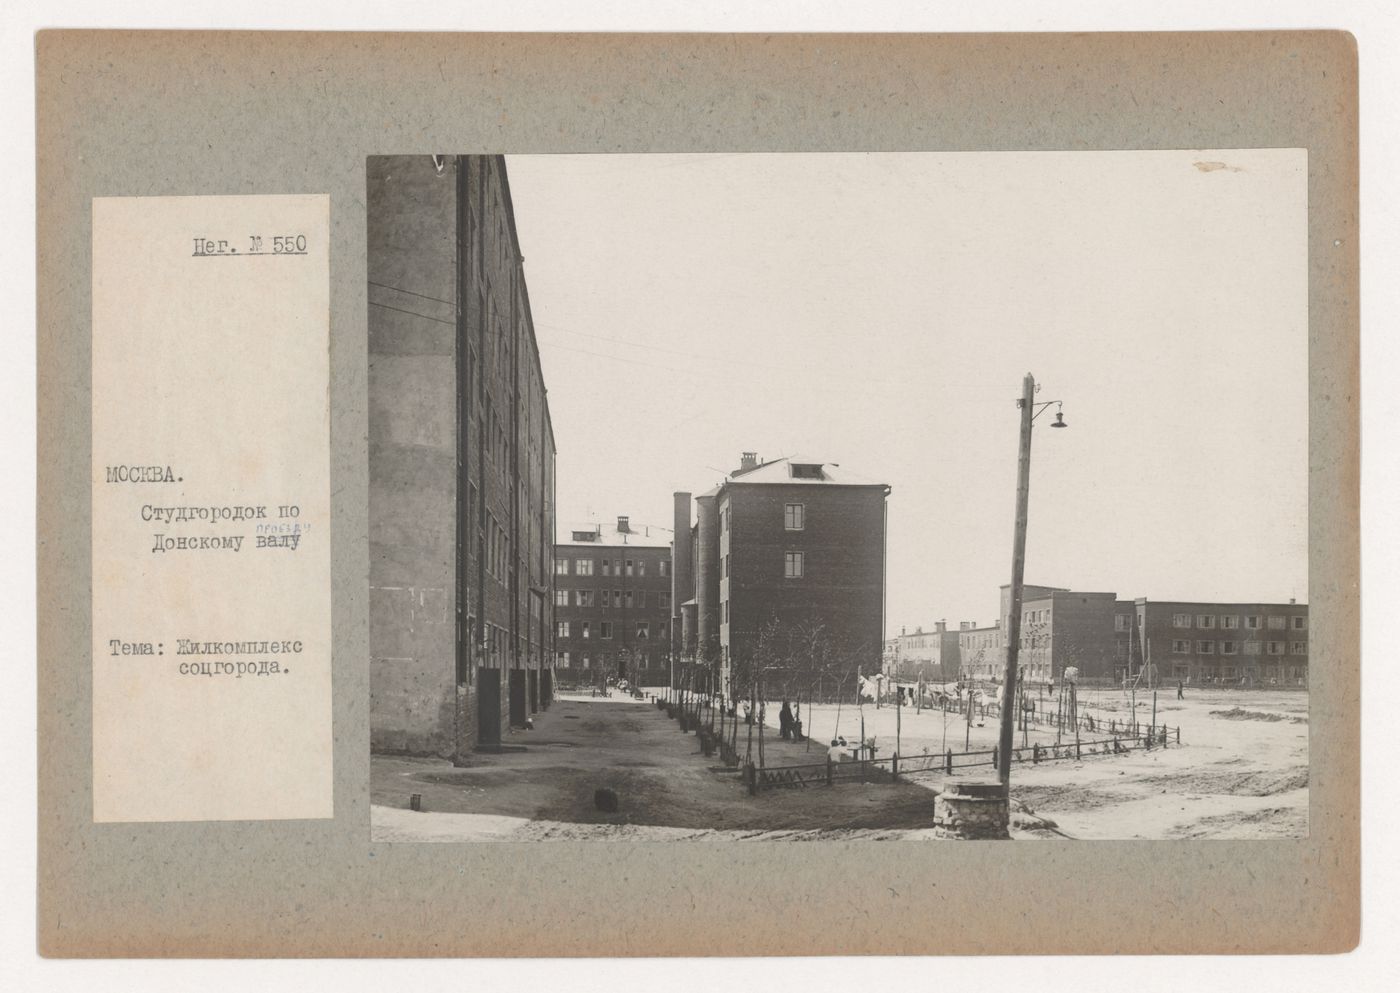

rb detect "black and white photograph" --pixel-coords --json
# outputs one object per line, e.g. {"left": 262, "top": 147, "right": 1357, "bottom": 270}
{"left": 367, "top": 149, "right": 1308, "bottom": 842}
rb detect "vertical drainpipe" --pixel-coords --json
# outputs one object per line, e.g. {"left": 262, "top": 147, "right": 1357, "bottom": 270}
{"left": 882, "top": 485, "right": 891, "bottom": 691}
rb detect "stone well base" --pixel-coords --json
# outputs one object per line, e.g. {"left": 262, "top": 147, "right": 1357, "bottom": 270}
{"left": 933, "top": 779, "right": 1010, "bottom": 840}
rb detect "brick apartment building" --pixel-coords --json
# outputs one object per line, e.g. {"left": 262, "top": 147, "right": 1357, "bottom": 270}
{"left": 368, "top": 154, "right": 557, "bottom": 760}
{"left": 953, "top": 584, "right": 1309, "bottom": 688}
{"left": 1134, "top": 599, "right": 1309, "bottom": 687}
{"left": 678, "top": 453, "right": 890, "bottom": 701}
{"left": 553, "top": 517, "right": 673, "bottom": 688}
{"left": 886, "top": 621, "right": 964, "bottom": 683}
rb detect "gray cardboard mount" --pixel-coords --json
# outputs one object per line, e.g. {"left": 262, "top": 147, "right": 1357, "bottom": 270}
{"left": 36, "top": 31, "right": 1359, "bottom": 956}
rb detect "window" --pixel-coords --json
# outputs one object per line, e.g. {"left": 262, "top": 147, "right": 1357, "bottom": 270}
{"left": 660, "top": 592, "right": 671, "bottom": 609}
{"left": 636, "top": 622, "right": 650, "bottom": 640}
{"left": 1245, "top": 616, "right": 1261, "bottom": 629}
{"left": 601, "top": 560, "right": 612, "bottom": 577}
{"left": 581, "top": 621, "right": 591, "bottom": 640}
{"left": 553, "top": 590, "right": 569, "bottom": 607}
{"left": 556, "top": 651, "right": 570, "bottom": 667}
{"left": 1290, "top": 642, "right": 1307, "bottom": 655}
{"left": 1172, "top": 613, "right": 1192, "bottom": 628}
{"left": 612, "top": 590, "right": 621, "bottom": 608}
{"left": 784, "top": 503, "right": 805, "bottom": 530}
{"left": 1222, "top": 616, "right": 1240, "bottom": 629}
{"left": 1220, "top": 641, "right": 1237, "bottom": 655}
{"left": 1292, "top": 616, "right": 1307, "bottom": 630}
{"left": 623, "top": 591, "right": 634, "bottom": 609}
{"left": 581, "top": 654, "right": 591, "bottom": 669}
{"left": 576, "top": 559, "right": 594, "bottom": 576}
{"left": 1197, "top": 641, "right": 1214, "bottom": 654}
{"left": 1267, "top": 616, "right": 1287, "bottom": 630}
{"left": 1267, "top": 641, "right": 1285, "bottom": 655}
{"left": 636, "top": 591, "right": 646, "bottom": 608}
{"left": 556, "top": 621, "right": 570, "bottom": 638}
{"left": 1197, "top": 615, "right": 1216, "bottom": 629}
{"left": 660, "top": 560, "right": 670, "bottom": 578}
{"left": 600, "top": 622, "right": 613, "bottom": 640}
{"left": 1115, "top": 615, "right": 1129, "bottom": 632}
{"left": 723, "top": 555, "right": 729, "bottom": 579}
{"left": 722, "top": 601, "right": 729, "bottom": 624}
{"left": 637, "top": 560, "right": 646, "bottom": 577}
{"left": 554, "top": 556, "right": 568, "bottom": 576}
{"left": 1242, "top": 641, "right": 1262, "bottom": 655}
{"left": 784, "top": 551, "right": 805, "bottom": 578}
{"left": 625, "top": 559, "right": 634, "bottom": 577}
{"left": 574, "top": 590, "right": 591, "bottom": 608}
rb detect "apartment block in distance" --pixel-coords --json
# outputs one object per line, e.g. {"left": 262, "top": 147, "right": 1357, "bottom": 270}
{"left": 683, "top": 453, "right": 890, "bottom": 700}
{"left": 553, "top": 516, "right": 673, "bottom": 688}
{"left": 368, "top": 154, "right": 557, "bottom": 760}
{"left": 1137, "top": 599, "right": 1309, "bottom": 687}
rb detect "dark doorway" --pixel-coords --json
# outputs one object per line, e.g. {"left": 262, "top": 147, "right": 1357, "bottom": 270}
{"left": 541, "top": 669, "right": 553, "bottom": 708}
{"left": 509, "top": 668, "right": 527, "bottom": 727}
{"left": 477, "top": 667, "right": 502, "bottom": 746}
{"left": 528, "top": 669, "right": 539, "bottom": 714}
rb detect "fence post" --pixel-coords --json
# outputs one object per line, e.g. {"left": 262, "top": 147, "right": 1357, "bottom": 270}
{"left": 1176, "top": 726, "right": 1181, "bottom": 744}
{"left": 1074, "top": 738, "right": 1081, "bottom": 760}
{"left": 991, "top": 746, "right": 998, "bottom": 770}
{"left": 892, "top": 753, "right": 899, "bottom": 781}
{"left": 945, "top": 749, "right": 953, "bottom": 774}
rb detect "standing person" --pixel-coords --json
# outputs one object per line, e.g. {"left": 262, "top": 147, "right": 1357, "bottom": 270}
{"left": 1177, "top": 679, "right": 1184, "bottom": 700}
{"left": 778, "top": 701, "right": 794, "bottom": 740}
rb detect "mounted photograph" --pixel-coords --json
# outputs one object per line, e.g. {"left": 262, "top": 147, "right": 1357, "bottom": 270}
{"left": 367, "top": 150, "right": 1308, "bottom": 843}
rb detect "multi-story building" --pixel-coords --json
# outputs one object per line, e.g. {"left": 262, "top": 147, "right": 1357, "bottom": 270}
{"left": 681, "top": 453, "right": 890, "bottom": 701}
{"left": 958, "top": 621, "right": 1003, "bottom": 682}
{"left": 1135, "top": 599, "right": 1309, "bottom": 687}
{"left": 888, "top": 621, "right": 964, "bottom": 683}
{"left": 553, "top": 517, "right": 673, "bottom": 687}
{"left": 368, "top": 154, "right": 557, "bottom": 760}
{"left": 954, "top": 584, "right": 1309, "bottom": 688}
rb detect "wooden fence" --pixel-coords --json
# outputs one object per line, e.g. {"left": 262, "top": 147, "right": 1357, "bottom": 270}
{"left": 745, "top": 724, "right": 1176, "bottom": 793}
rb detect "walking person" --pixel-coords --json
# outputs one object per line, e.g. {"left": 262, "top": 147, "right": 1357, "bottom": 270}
{"left": 1177, "top": 679, "right": 1184, "bottom": 700}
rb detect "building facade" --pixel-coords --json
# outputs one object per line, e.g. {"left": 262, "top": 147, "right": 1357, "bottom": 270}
{"left": 553, "top": 517, "right": 673, "bottom": 688}
{"left": 952, "top": 584, "right": 1309, "bottom": 688}
{"left": 1135, "top": 599, "right": 1309, "bottom": 687}
{"left": 887, "top": 621, "right": 963, "bottom": 683}
{"left": 680, "top": 453, "right": 890, "bottom": 701}
{"left": 369, "top": 154, "right": 557, "bottom": 760}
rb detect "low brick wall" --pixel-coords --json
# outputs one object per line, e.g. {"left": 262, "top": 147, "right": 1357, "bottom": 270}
{"left": 933, "top": 780, "right": 1010, "bottom": 840}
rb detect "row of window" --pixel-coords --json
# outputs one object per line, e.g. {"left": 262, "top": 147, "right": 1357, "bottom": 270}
{"left": 556, "top": 620, "right": 665, "bottom": 641}
{"left": 1170, "top": 639, "right": 1306, "bottom": 656}
{"left": 1171, "top": 613, "right": 1305, "bottom": 631}
{"left": 720, "top": 503, "right": 808, "bottom": 532}
{"left": 552, "top": 589, "right": 671, "bottom": 610}
{"left": 554, "top": 556, "right": 670, "bottom": 578}
{"left": 1175, "top": 664, "right": 1308, "bottom": 682}
{"left": 555, "top": 651, "right": 655, "bottom": 670}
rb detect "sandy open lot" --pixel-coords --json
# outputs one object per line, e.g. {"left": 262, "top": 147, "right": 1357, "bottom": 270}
{"left": 715, "top": 686, "right": 1308, "bottom": 840}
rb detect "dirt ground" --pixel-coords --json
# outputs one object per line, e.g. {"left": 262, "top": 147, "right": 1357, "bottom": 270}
{"left": 371, "top": 686, "right": 1307, "bottom": 841}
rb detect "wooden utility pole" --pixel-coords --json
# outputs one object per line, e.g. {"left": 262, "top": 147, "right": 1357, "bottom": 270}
{"left": 998, "top": 373, "right": 1037, "bottom": 785}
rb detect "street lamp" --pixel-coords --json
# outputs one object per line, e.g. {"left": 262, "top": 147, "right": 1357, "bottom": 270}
{"left": 997, "top": 373, "right": 1067, "bottom": 787}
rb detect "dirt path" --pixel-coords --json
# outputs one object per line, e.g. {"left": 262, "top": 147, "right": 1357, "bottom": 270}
{"left": 372, "top": 694, "right": 944, "bottom": 838}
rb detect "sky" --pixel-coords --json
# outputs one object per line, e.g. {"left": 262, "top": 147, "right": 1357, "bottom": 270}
{"left": 505, "top": 150, "right": 1308, "bottom": 636}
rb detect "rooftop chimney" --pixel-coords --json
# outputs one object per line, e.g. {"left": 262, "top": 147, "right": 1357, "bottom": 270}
{"left": 935, "top": 620, "right": 947, "bottom": 633}
{"left": 739, "top": 452, "right": 758, "bottom": 472}
{"left": 617, "top": 515, "right": 630, "bottom": 534}
{"left": 1289, "top": 597, "right": 1296, "bottom": 604}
